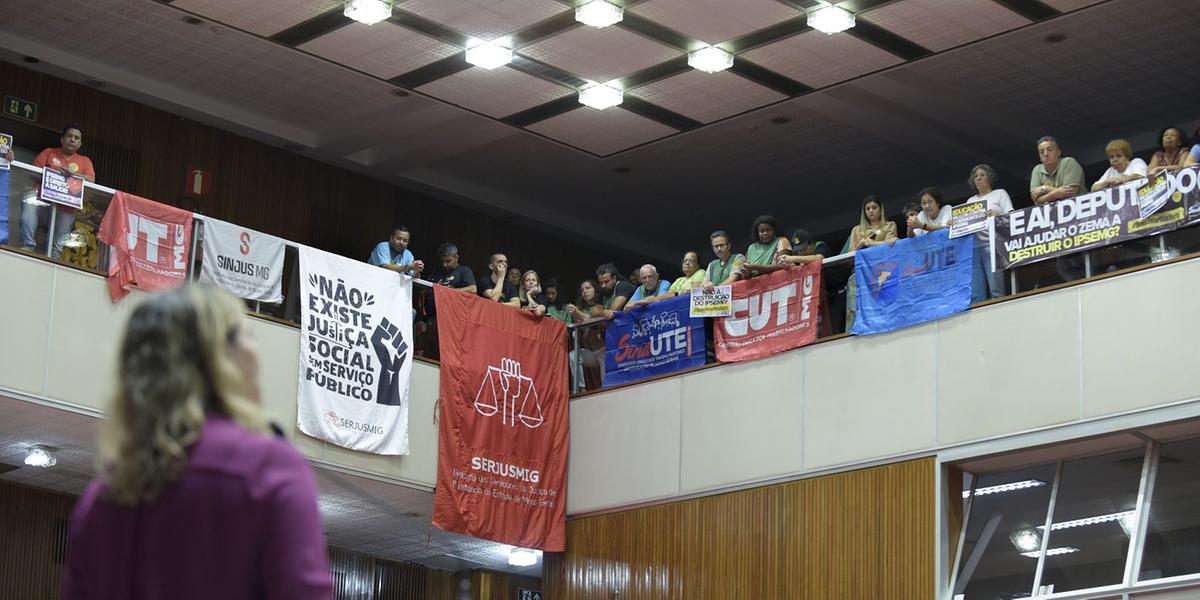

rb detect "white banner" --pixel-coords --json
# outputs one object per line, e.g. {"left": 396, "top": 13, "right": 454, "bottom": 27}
{"left": 297, "top": 246, "right": 412, "bottom": 455}
{"left": 198, "top": 217, "right": 285, "bottom": 303}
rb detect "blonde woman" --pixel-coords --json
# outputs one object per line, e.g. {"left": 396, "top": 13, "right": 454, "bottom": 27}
{"left": 518, "top": 269, "right": 548, "bottom": 317}
{"left": 63, "top": 286, "right": 332, "bottom": 600}
{"left": 843, "top": 195, "right": 897, "bottom": 331}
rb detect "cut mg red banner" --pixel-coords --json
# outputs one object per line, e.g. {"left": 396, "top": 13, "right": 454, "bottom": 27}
{"left": 714, "top": 261, "right": 822, "bottom": 362}
{"left": 432, "top": 286, "right": 569, "bottom": 551}
{"left": 97, "top": 191, "right": 194, "bottom": 302}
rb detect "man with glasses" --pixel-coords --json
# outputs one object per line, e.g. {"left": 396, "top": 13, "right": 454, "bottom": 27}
{"left": 701, "top": 230, "right": 746, "bottom": 291}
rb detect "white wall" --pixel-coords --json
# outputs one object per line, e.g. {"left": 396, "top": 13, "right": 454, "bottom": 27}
{"left": 567, "top": 257, "right": 1200, "bottom": 514}
{"left": 5, "top": 249, "right": 1200, "bottom": 514}
{"left": 0, "top": 250, "right": 439, "bottom": 491}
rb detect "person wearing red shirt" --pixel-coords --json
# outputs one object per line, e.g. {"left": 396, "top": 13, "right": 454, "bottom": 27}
{"left": 20, "top": 123, "right": 96, "bottom": 258}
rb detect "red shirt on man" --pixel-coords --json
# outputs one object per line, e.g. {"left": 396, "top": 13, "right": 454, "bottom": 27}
{"left": 34, "top": 147, "right": 95, "bottom": 212}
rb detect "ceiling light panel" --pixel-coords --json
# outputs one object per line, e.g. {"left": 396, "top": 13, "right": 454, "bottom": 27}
{"left": 630, "top": 0, "right": 799, "bottom": 44}
{"left": 578, "top": 82, "right": 623, "bottom": 110}
{"left": 861, "top": 0, "right": 1029, "bottom": 52}
{"left": 576, "top": 0, "right": 623, "bottom": 28}
{"left": 173, "top": 0, "right": 342, "bottom": 36}
{"left": 963, "top": 479, "right": 1048, "bottom": 498}
{"left": 344, "top": 0, "right": 392, "bottom": 25}
{"left": 299, "top": 22, "right": 460, "bottom": 79}
{"left": 808, "top": 4, "right": 855, "bottom": 35}
{"left": 688, "top": 46, "right": 734, "bottom": 73}
{"left": 465, "top": 39, "right": 513, "bottom": 69}
{"left": 400, "top": 0, "right": 568, "bottom": 40}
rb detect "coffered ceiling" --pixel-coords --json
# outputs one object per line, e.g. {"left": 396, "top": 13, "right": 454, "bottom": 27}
{"left": 1, "top": 0, "right": 1197, "bottom": 265}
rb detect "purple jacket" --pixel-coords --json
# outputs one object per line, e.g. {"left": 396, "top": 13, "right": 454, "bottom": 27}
{"left": 63, "top": 416, "right": 332, "bottom": 600}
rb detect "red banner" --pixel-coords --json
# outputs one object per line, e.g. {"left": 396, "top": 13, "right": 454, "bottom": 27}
{"left": 714, "top": 261, "right": 822, "bottom": 362}
{"left": 432, "top": 286, "right": 569, "bottom": 551}
{"left": 97, "top": 191, "right": 194, "bottom": 302}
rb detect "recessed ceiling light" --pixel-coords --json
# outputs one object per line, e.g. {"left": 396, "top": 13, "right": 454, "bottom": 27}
{"left": 808, "top": 4, "right": 855, "bottom": 35}
{"left": 1043, "top": 32, "right": 1067, "bottom": 44}
{"left": 688, "top": 45, "right": 734, "bottom": 73}
{"left": 612, "top": 166, "right": 632, "bottom": 174}
{"left": 1009, "top": 528, "right": 1041, "bottom": 553}
{"left": 465, "top": 38, "right": 513, "bottom": 70}
{"left": 1037, "top": 510, "right": 1137, "bottom": 532}
{"left": 770, "top": 116, "right": 791, "bottom": 125}
{"left": 343, "top": 0, "right": 392, "bottom": 25}
{"left": 24, "top": 445, "right": 56, "bottom": 468}
{"left": 508, "top": 547, "right": 541, "bottom": 567}
{"left": 1021, "top": 546, "right": 1080, "bottom": 558}
{"left": 576, "top": 0, "right": 623, "bottom": 28}
{"left": 963, "top": 478, "right": 1047, "bottom": 498}
{"left": 391, "top": 88, "right": 410, "bottom": 97}
{"left": 182, "top": 15, "right": 204, "bottom": 25}
{"left": 578, "top": 81, "right": 623, "bottom": 110}
{"left": 22, "top": 56, "right": 39, "bottom": 64}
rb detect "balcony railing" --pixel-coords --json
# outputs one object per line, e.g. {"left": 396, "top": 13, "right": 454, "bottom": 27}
{"left": 6, "top": 158, "right": 1200, "bottom": 396}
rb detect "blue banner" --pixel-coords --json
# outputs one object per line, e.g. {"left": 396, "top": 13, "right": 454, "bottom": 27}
{"left": 604, "top": 295, "right": 706, "bottom": 386}
{"left": 851, "top": 229, "right": 972, "bottom": 336}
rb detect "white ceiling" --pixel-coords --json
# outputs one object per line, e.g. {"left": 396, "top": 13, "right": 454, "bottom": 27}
{"left": 0, "top": 0, "right": 1195, "bottom": 266}
{"left": 0, "top": 393, "right": 541, "bottom": 577}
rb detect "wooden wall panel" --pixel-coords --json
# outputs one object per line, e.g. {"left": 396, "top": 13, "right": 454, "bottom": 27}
{"left": 471, "top": 569, "right": 542, "bottom": 600}
{"left": 0, "top": 60, "right": 647, "bottom": 290}
{"left": 0, "top": 481, "right": 76, "bottom": 600}
{"left": 544, "top": 457, "right": 935, "bottom": 600}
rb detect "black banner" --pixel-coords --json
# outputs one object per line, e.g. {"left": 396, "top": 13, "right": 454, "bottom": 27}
{"left": 993, "top": 166, "right": 1200, "bottom": 270}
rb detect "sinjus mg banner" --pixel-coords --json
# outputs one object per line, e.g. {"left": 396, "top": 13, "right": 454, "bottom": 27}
{"left": 296, "top": 246, "right": 412, "bottom": 455}
{"left": 851, "top": 229, "right": 972, "bottom": 336}
{"left": 433, "top": 286, "right": 569, "bottom": 551}
{"left": 993, "top": 166, "right": 1200, "bottom": 270}
{"left": 604, "top": 295, "right": 705, "bottom": 386}
{"left": 198, "top": 217, "right": 285, "bottom": 303}
{"left": 714, "top": 261, "right": 822, "bottom": 362}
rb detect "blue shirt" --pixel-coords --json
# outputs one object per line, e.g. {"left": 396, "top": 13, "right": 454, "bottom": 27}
{"left": 630, "top": 280, "right": 670, "bottom": 301}
{"left": 368, "top": 242, "right": 413, "bottom": 268}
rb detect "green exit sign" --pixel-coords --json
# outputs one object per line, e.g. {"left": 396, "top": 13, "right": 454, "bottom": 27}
{"left": 4, "top": 95, "right": 37, "bottom": 122}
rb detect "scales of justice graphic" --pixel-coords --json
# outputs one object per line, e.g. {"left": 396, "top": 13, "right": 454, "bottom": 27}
{"left": 474, "top": 358, "right": 545, "bottom": 429}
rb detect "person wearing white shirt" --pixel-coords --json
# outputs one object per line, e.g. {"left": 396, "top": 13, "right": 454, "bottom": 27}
{"left": 966, "top": 164, "right": 1015, "bottom": 302}
{"left": 907, "top": 187, "right": 951, "bottom": 237}
{"left": 1092, "top": 139, "right": 1148, "bottom": 191}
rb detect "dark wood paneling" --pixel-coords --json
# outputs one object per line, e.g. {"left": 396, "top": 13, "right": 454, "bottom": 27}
{"left": 544, "top": 457, "right": 935, "bottom": 599}
{"left": 0, "top": 481, "right": 76, "bottom": 600}
{"left": 0, "top": 60, "right": 647, "bottom": 291}
{"left": 471, "top": 569, "right": 542, "bottom": 600}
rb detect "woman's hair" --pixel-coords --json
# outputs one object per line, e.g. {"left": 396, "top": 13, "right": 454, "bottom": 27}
{"left": 859, "top": 195, "right": 885, "bottom": 230}
{"left": 543, "top": 277, "right": 563, "bottom": 308}
{"left": 902, "top": 201, "right": 921, "bottom": 216}
{"left": 1105, "top": 139, "right": 1133, "bottom": 160}
{"left": 918, "top": 186, "right": 944, "bottom": 208}
{"left": 750, "top": 215, "right": 782, "bottom": 244}
{"left": 577, "top": 279, "right": 599, "bottom": 307}
{"left": 1158, "top": 126, "right": 1187, "bottom": 151}
{"left": 968, "top": 164, "right": 999, "bottom": 194}
{"left": 519, "top": 269, "right": 541, "bottom": 304}
{"left": 100, "top": 285, "right": 267, "bottom": 505}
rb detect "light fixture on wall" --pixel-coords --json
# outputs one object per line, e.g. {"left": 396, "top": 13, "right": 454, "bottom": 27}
{"left": 575, "top": 0, "right": 623, "bottom": 28}
{"left": 344, "top": 0, "right": 393, "bottom": 25}
{"left": 687, "top": 45, "right": 734, "bottom": 73}
{"left": 508, "top": 547, "right": 540, "bottom": 567}
{"left": 24, "top": 445, "right": 57, "bottom": 468}
{"left": 578, "top": 81, "right": 623, "bottom": 110}
{"left": 465, "top": 38, "right": 513, "bottom": 70}
{"left": 807, "top": 2, "right": 855, "bottom": 35}
{"left": 1009, "top": 528, "right": 1041, "bottom": 553}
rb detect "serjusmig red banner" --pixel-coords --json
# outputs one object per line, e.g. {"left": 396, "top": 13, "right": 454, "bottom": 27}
{"left": 714, "top": 261, "right": 822, "bottom": 362}
{"left": 432, "top": 286, "right": 569, "bottom": 551}
{"left": 97, "top": 191, "right": 194, "bottom": 302}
